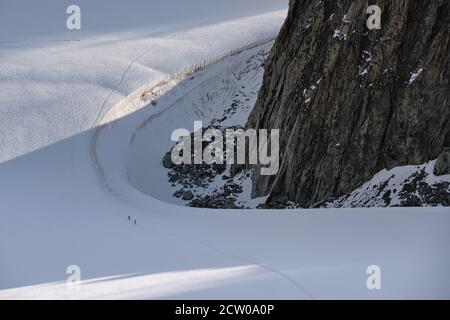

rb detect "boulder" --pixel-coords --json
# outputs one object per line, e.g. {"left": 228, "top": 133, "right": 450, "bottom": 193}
{"left": 434, "top": 149, "right": 450, "bottom": 176}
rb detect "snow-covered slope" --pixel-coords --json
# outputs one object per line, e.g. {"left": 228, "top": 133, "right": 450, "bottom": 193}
{"left": 0, "top": 0, "right": 286, "bottom": 162}
{"left": 123, "top": 42, "right": 273, "bottom": 207}
{"left": 322, "top": 161, "right": 450, "bottom": 208}
{"left": 1, "top": 1, "right": 449, "bottom": 300}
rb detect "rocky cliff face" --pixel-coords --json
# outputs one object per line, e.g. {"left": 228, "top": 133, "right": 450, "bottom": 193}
{"left": 247, "top": 0, "right": 450, "bottom": 207}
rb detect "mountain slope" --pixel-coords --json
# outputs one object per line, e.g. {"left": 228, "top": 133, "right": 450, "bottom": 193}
{"left": 247, "top": 0, "right": 450, "bottom": 207}
{"left": 1, "top": 1, "right": 449, "bottom": 300}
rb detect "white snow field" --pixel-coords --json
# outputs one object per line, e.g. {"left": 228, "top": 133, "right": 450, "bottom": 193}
{"left": 1, "top": 1, "right": 450, "bottom": 300}
{"left": 0, "top": 0, "right": 287, "bottom": 162}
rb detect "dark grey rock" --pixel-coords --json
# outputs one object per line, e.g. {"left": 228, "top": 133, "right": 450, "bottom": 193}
{"left": 173, "top": 190, "right": 184, "bottom": 198}
{"left": 162, "top": 152, "right": 173, "bottom": 169}
{"left": 434, "top": 149, "right": 450, "bottom": 176}
{"left": 398, "top": 169, "right": 450, "bottom": 207}
{"left": 180, "top": 166, "right": 190, "bottom": 174}
{"left": 247, "top": 0, "right": 450, "bottom": 207}
{"left": 182, "top": 191, "right": 194, "bottom": 201}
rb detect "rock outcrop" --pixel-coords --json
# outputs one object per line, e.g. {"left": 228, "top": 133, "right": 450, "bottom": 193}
{"left": 247, "top": 0, "right": 450, "bottom": 207}
{"left": 434, "top": 148, "right": 450, "bottom": 176}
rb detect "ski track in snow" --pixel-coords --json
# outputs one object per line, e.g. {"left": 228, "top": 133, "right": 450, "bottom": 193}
{"left": 90, "top": 32, "right": 179, "bottom": 129}
{"left": 89, "top": 41, "right": 316, "bottom": 299}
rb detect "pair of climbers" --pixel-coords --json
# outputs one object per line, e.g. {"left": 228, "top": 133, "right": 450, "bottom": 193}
{"left": 128, "top": 216, "right": 136, "bottom": 225}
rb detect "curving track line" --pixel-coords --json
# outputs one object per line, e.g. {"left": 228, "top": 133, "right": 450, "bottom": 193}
{"left": 88, "top": 38, "right": 315, "bottom": 300}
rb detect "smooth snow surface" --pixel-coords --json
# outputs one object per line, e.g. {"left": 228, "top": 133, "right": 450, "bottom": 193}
{"left": 0, "top": 0, "right": 286, "bottom": 162}
{"left": 1, "top": 1, "right": 449, "bottom": 299}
